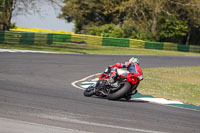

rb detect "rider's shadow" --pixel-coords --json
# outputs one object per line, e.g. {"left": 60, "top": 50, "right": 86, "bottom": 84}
{"left": 117, "top": 98, "right": 149, "bottom": 103}
{"left": 90, "top": 95, "right": 149, "bottom": 103}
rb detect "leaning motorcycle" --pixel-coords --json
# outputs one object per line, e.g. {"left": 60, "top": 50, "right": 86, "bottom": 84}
{"left": 83, "top": 67, "right": 143, "bottom": 100}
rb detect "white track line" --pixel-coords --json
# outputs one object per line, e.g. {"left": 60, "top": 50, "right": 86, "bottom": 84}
{"left": 71, "top": 74, "right": 200, "bottom": 111}
{"left": 135, "top": 98, "right": 183, "bottom": 104}
{"left": 71, "top": 74, "right": 168, "bottom": 133}
{"left": 0, "top": 49, "right": 56, "bottom": 54}
{"left": 71, "top": 74, "right": 183, "bottom": 105}
{"left": 71, "top": 73, "right": 101, "bottom": 90}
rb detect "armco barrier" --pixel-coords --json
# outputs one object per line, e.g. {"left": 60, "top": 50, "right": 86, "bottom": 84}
{"left": 102, "top": 37, "right": 129, "bottom": 47}
{"left": 145, "top": 41, "right": 164, "bottom": 50}
{"left": 190, "top": 45, "right": 200, "bottom": 53}
{"left": 47, "top": 34, "right": 53, "bottom": 44}
{"left": 86, "top": 35, "right": 102, "bottom": 46}
{"left": 53, "top": 34, "right": 71, "bottom": 43}
{"left": 20, "top": 32, "right": 35, "bottom": 45}
{"left": 163, "top": 42, "right": 178, "bottom": 51}
{"left": 177, "top": 44, "right": 190, "bottom": 52}
{"left": 71, "top": 34, "right": 102, "bottom": 46}
{"left": 0, "top": 31, "right": 69, "bottom": 45}
{"left": 0, "top": 31, "right": 5, "bottom": 43}
{"left": 129, "top": 39, "right": 145, "bottom": 48}
{"left": 34, "top": 33, "right": 50, "bottom": 44}
{"left": 0, "top": 30, "right": 200, "bottom": 53}
{"left": 4, "top": 31, "right": 21, "bottom": 44}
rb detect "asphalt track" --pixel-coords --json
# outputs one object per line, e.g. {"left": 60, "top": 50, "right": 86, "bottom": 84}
{"left": 0, "top": 52, "right": 200, "bottom": 133}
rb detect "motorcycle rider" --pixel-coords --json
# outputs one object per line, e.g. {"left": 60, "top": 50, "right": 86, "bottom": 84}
{"left": 108, "top": 57, "right": 143, "bottom": 96}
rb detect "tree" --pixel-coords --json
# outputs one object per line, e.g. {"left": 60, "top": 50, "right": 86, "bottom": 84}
{"left": 59, "top": 0, "right": 106, "bottom": 33}
{"left": 158, "top": 16, "right": 188, "bottom": 43}
{"left": 60, "top": 0, "right": 200, "bottom": 45}
{"left": 160, "top": 0, "right": 200, "bottom": 45}
{"left": 0, "top": 0, "right": 62, "bottom": 30}
{"left": 88, "top": 24, "right": 124, "bottom": 38}
{"left": 102, "top": 0, "right": 127, "bottom": 25}
{"left": 0, "top": 0, "right": 14, "bottom": 30}
{"left": 59, "top": 0, "right": 129, "bottom": 33}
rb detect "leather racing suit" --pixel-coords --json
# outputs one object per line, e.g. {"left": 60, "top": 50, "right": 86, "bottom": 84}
{"left": 109, "top": 61, "right": 143, "bottom": 90}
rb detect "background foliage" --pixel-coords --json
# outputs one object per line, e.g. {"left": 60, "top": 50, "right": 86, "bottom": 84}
{"left": 0, "top": 0, "right": 200, "bottom": 46}
{"left": 59, "top": 0, "right": 200, "bottom": 46}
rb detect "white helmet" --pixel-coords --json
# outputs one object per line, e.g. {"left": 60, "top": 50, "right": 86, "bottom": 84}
{"left": 129, "top": 57, "right": 139, "bottom": 64}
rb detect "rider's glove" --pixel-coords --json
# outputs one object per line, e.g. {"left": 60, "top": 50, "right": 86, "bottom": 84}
{"left": 109, "top": 65, "right": 115, "bottom": 68}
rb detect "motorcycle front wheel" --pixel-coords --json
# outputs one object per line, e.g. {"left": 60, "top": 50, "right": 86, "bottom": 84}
{"left": 83, "top": 86, "right": 95, "bottom": 97}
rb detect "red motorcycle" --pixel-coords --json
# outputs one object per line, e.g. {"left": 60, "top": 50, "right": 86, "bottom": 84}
{"left": 83, "top": 67, "right": 143, "bottom": 100}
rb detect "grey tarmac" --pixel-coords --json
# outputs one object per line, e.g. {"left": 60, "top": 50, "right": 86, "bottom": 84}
{"left": 0, "top": 52, "right": 200, "bottom": 133}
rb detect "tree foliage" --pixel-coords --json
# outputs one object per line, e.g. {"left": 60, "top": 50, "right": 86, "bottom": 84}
{"left": 59, "top": 0, "right": 113, "bottom": 33}
{"left": 88, "top": 24, "right": 124, "bottom": 38}
{"left": 60, "top": 0, "right": 200, "bottom": 45}
{"left": 159, "top": 16, "right": 189, "bottom": 43}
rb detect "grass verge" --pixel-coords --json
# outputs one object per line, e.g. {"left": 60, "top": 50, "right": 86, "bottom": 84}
{"left": 139, "top": 67, "right": 200, "bottom": 105}
{"left": 0, "top": 43, "right": 200, "bottom": 56}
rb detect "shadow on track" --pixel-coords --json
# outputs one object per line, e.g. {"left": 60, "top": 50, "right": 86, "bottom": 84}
{"left": 85, "top": 95, "right": 149, "bottom": 103}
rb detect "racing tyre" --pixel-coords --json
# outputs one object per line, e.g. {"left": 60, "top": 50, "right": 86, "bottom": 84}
{"left": 84, "top": 86, "right": 95, "bottom": 97}
{"left": 107, "top": 82, "right": 131, "bottom": 100}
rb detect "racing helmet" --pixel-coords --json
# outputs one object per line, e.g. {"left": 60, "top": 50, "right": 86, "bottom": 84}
{"left": 129, "top": 57, "right": 139, "bottom": 64}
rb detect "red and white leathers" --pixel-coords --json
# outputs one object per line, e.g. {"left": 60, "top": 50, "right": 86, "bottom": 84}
{"left": 110, "top": 61, "right": 143, "bottom": 77}
{"left": 109, "top": 61, "right": 143, "bottom": 90}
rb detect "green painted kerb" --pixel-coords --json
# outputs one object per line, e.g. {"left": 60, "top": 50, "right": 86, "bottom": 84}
{"left": 0, "top": 31, "right": 5, "bottom": 43}
{"left": 20, "top": 32, "right": 35, "bottom": 45}
{"left": 133, "top": 93, "right": 200, "bottom": 110}
{"left": 131, "top": 93, "right": 154, "bottom": 98}
{"left": 145, "top": 41, "right": 164, "bottom": 50}
{"left": 102, "top": 37, "right": 130, "bottom": 47}
{"left": 169, "top": 104, "right": 200, "bottom": 110}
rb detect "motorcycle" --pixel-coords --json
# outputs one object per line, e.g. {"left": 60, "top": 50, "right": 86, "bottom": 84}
{"left": 83, "top": 67, "right": 143, "bottom": 100}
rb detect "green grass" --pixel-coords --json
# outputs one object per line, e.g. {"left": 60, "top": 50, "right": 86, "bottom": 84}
{"left": 139, "top": 67, "right": 200, "bottom": 105}
{"left": 94, "top": 67, "right": 200, "bottom": 105}
{"left": 0, "top": 43, "right": 200, "bottom": 56}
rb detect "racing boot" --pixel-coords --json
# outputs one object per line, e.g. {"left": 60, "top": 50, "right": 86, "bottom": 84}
{"left": 110, "top": 81, "right": 119, "bottom": 88}
{"left": 107, "top": 74, "right": 117, "bottom": 84}
{"left": 132, "top": 90, "right": 138, "bottom": 95}
{"left": 125, "top": 90, "right": 137, "bottom": 100}
{"left": 125, "top": 95, "right": 132, "bottom": 100}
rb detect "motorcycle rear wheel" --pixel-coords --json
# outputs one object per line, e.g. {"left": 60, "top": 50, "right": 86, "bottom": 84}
{"left": 107, "top": 82, "right": 131, "bottom": 100}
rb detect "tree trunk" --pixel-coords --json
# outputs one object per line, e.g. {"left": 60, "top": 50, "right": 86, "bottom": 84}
{"left": 186, "top": 31, "right": 191, "bottom": 45}
{"left": 151, "top": 3, "right": 159, "bottom": 35}
{"left": 0, "top": 0, "right": 13, "bottom": 30}
{"left": 151, "top": 13, "right": 158, "bottom": 35}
